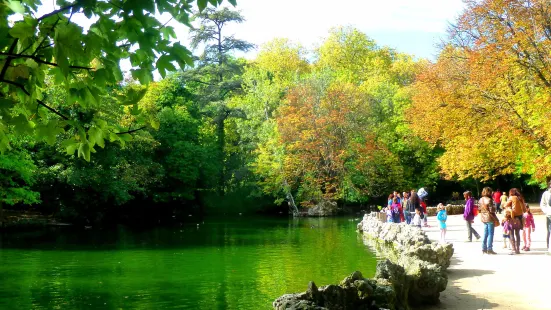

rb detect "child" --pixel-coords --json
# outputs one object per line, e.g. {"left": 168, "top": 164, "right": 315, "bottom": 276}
{"left": 502, "top": 211, "right": 515, "bottom": 254}
{"left": 501, "top": 212, "right": 511, "bottom": 249}
{"left": 436, "top": 203, "right": 448, "bottom": 243}
{"left": 522, "top": 205, "right": 535, "bottom": 251}
{"left": 411, "top": 207, "right": 423, "bottom": 228}
{"left": 391, "top": 198, "right": 401, "bottom": 223}
{"left": 385, "top": 206, "right": 394, "bottom": 223}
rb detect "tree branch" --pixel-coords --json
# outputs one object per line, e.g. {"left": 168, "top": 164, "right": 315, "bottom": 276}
{"left": 37, "top": 2, "right": 79, "bottom": 21}
{"left": 37, "top": 100, "right": 69, "bottom": 120}
{"left": 116, "top": 126, "right": 146, "bottom": 135}
{"left": 0, "top": 52, "right": 92, "bottom": 70}
{"left": 0, "top": 79, "right": 69, "bottom": 120}
{"left": 0, "top": 39, "right": 19, "bottom": 81}
{"left": 32, "top": 17, "right": 61, "bottom": 56}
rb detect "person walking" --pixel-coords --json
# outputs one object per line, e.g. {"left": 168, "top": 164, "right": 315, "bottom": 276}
{"left": 479, "top": 187, "right": 497, "bottom": 254}
{"left": 463, "top": 191, "right": 480, "bottom": 242}
{"left": 493, "top": 189, "right": 502, "bottom": 214}
{"left": 504, "top": 188, "right": 526, "bottom": 254}
{"left": 539, "top": 181, "right": 551, "bottom": 254}
{"left": 522, "top": 205, "right": 535, "bottom": 251}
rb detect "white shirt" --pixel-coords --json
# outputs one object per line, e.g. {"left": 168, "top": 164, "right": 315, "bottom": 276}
{"left": 540, "top": 189, "right": 551, "bottom": 216}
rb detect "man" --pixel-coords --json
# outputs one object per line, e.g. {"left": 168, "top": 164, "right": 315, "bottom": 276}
{"left": 539, "top": 181, "right": 551, "bottom": 253}
{"left": 493, "top": 189, "right": 502, "bottom": 213}
{"left": 402, "top": 192, "right": 410, "bottom": 224}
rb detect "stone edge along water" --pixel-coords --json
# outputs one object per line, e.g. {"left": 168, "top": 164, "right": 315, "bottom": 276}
{"left": 272, "top": 216, "right": 454, "bottom": 310}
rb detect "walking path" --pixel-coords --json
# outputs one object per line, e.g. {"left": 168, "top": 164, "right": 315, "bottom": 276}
{"left": 419, "top": 214, "right": 550, "bottom": 310}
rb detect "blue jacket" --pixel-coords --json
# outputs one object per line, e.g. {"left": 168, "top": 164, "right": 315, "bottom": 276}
{"left": 437, "top": 210, "right": 447, "bottom": 229}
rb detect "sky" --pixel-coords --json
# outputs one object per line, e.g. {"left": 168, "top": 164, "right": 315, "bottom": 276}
{"left": 220, "top": 0, "right": 466, "bottom": 60}
{"left": 32, "top": 0, "right": 466, "bottom": 71}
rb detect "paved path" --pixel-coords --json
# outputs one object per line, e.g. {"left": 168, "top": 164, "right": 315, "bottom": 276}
{"left": 419, "top": 214, "right": 550, "bottom": 310}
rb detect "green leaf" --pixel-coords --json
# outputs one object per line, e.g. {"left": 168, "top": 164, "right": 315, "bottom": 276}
{"left": 171, "top": 43, "right": 194, "bottom": 69}
{"left": 77, "top": 142, "right": 91, "bottom": 162}
{"left": 156, "top": 54, "right": 176, "bottom": 78}
{"left": 197, "top": 0, "right": 208, "bottom": 11}
{"left": 36, "top": 121, "right": 65, "bottom": 145}
{"left": 88, "top": 127, "right": 105, "bottom": 148}
{"left": 6, "top": 0, "right": 25, "bottom": 13}
{"left": 120, "top": 87, "right": 148, "bottom": 106}
{"left": 12, "top": 114, "right": 33, "bottom": 135}
{"left": 9, "top": 21, "right": 34, "bottom": 40}
{"left": 130, "top": 104, "right": 141, "bottom": 116}
{"left": 228, "top": 0, "right": 237, "bottom": 6}
{"left": 131, "top": 68, "right": 153, "bottom": 85}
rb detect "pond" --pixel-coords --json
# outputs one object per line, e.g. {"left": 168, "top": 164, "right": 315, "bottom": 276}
{"left": 0, "top": 216, "right": 377, "bottom": 309}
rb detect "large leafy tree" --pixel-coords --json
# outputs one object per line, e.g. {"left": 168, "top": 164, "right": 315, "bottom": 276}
{"left": 185, "top": 7, "right": 253, "bottom": 194}
{"left": 410, "top": 0, "right": 551, "bottom": 184}
{"left": 0, "top": 0, "right": 233, "bottom": 160}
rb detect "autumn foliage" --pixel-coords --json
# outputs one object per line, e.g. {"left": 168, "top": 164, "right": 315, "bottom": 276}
{"left": 410, "top": 0, "right": 551, "bottom": 183}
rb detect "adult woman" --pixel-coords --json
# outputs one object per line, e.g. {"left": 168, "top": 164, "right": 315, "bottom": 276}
{"left": 463, "top": 191, "right": 481, "bottom": 242}
{"left": 504, "top": 188, "right": 526, "bottom": 254}
{"left": 479, "top": 187, "right": 497, "bottom": 254}
{"left": 387, "top": 194, "right": 394, "bottom": 208}
{"left": 407, "top": 192, "right": 421, "bottom": 222}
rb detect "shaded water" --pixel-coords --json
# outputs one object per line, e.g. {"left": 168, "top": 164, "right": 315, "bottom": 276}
{"left": 0, "top": 217, "right": 377, "bottom": 309}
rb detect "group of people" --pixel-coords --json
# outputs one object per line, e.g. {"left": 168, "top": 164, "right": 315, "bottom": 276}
{"left": 380, "top": 183, "right": 551, "bottom": 256}
{"left": 461, "top": 187, "right": 538, "bottom": 255}
{"left": 383, "top": 188, "right": 430, "bottom": 228}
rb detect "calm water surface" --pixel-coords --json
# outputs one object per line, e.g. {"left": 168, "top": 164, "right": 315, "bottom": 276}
{"left": 0, "top": 217, "right": 377, "bottom": 309}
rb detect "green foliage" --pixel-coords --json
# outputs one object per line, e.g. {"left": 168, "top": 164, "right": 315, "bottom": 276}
{"left": 0, "top": 0, "right": 233, "bottom": 159}
{"left": 0, "top": 145, "right": 40, "bottom": 205}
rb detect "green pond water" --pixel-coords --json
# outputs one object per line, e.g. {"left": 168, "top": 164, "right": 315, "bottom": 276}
{"left": 0, "top": 217, "right": 377, "bottom": 309}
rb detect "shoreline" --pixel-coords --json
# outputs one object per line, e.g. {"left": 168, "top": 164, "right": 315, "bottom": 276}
{"left": 420, "top": 213, "right": 550, "bottom": 310}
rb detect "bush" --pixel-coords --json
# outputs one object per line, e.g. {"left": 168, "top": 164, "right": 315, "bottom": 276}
{"left": 426, "top": 204, "right": 465, "bottom": 216}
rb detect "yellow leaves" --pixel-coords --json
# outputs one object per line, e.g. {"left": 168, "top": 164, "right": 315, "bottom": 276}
{"left": 410, "top": 0, "right": 551, "bottom": 183}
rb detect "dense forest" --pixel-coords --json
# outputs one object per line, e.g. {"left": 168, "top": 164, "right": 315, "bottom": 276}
{"left": 1, "top": 0, "right": 550, "bottom": 225}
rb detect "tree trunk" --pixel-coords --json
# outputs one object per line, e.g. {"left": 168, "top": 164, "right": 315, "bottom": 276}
{"left": 217, "top": 117, "right": 225, "bottom": 196}
{"left": 283, "top": 180, "right": 299, "bottom": 217}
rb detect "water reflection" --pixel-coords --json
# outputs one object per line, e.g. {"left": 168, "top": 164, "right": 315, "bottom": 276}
{"left": 0, "top": 217, "right": 377, "bottom": 309}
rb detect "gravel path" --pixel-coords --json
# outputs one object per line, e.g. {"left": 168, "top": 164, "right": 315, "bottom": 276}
{"left": 418, "top": 214, "right": 550, "bottom": 310}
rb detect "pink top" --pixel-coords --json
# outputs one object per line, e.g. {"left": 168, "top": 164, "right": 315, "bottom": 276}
{"left": 523, "top": 213, "right": 535, "bottom": 229}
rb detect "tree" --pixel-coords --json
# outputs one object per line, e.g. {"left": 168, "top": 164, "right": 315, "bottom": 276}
{"left": 410, "top": 0, "right": 551, "bottom": 184}
{"left": 0, "top": 140, "right": 40, "bottom": 225}
{"left": 185, "top": 7, "right": 254, "bottom": 194}
{"left": 0, "top": 0, "right": 233, "bottom": 160}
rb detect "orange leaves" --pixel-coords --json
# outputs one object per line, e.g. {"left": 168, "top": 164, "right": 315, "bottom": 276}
{"left": 410, "top": 0, "right": 551, "bottom": 183}
{"left": 277, "top": 80, "right": 372, "bottom": 202}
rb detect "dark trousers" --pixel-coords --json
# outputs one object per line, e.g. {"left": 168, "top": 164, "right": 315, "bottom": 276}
{"left": 466, "top": 220, "right": 480, "bottom": 241}
{"left": 495, "top": 202, "right": 501, "bottom": 213}
{"left": 511, "top": 215, "right": 523, "bottom": 252}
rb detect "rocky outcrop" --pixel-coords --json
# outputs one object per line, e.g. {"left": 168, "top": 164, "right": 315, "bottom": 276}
{"left": 273, "top": 269, "right": 399, "bottom": 310}
{"left": 307, "top": 200, "right": 339, "bottom": 216}
{"left": 273, "top": 216, "right": 454, "bottom": 310}
{"left": 357, "top": 216, "right": 454, "bottom": 307}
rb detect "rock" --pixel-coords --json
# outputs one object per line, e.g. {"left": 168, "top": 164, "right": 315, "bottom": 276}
{"left": 273, "top": 216, "right": 454, "bottom": 310}
{"left": 307, "top": 200, "right": 339, "bottom": 216}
